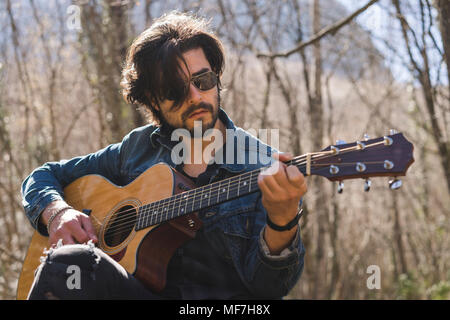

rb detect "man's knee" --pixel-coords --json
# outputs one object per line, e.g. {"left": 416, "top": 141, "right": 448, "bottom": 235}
{"left": 43, "top": 242, "right": 102, "bottom": 275}
{"left": 28, "top": 242, "right": 107, "bottom": 299}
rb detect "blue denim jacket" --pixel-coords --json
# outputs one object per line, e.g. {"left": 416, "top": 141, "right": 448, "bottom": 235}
{"left": 21, "top": 108, "right": 305, "bottom": 298}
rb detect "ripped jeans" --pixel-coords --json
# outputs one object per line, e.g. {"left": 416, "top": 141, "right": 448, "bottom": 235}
{"left": 27, "top": 242, "right": 161, "bottom": 300}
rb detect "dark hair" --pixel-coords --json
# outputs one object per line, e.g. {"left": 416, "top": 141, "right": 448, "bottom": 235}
{"left": 120, "top": 11, "right": 225, "bottom": 124}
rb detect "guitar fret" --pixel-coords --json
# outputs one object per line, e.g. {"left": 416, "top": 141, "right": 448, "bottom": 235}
{"left": 146, "top": 204, "right": 151, "bottom": 227}
{"left": 176, "top": 193, "right": 182, "bottom": 217}
{"left": 216, "top": 181, "right": 221, "bottom": 204}
{"left": 208, "top": 184, "right": 212, "bottom": 206}
{"left": 137, "top": 208, "right": 142, "bottom": 229}
{"left": 168, "top": 195, "right": 175, "bottom": 221}
{"left": 155, "top": 201, "right": 162, "bottom": 224}
{"left": 150, "top": 202, "right": 157, "bottom": 225}
{"left": 198, "top": 186, "right": 204, "bottom": 210}
{"left": 237, "top": 175, "right": 241, "bottom": 197}
{"left": 192, "top": 188, "right": 197, "bottom": 212}
{"left": 143, "top": 205, "right": 150, "bottom": 228}
{"left": 158, "top": 199, "right": 167, "bottom": 223}
{"left": 182, "top": 192, "right": 188, "bottom": 215}
{"left": 163, "top": 200, "right": 169, "bottom": 220}
{"left": 206, "top": 184, "right": 212, "bottom": 207}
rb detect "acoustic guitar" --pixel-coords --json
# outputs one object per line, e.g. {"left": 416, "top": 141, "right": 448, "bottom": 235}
{"left": 17, "top": 132, "right": 414, "bottom": 299}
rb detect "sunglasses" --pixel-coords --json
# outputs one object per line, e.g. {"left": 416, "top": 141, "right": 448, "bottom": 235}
{"left": 167, "top": 71, "right": 218, "bottom": 101}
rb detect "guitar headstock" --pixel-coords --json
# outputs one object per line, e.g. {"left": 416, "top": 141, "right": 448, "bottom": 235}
{"left": 308, "top": 133, "right": 414, "bottom": 183}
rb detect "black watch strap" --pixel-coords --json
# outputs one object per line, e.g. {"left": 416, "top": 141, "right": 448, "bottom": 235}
{"left": 266, "top": 209, "right": 303, "bottom": 232}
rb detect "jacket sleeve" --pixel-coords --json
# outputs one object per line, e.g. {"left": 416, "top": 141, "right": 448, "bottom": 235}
{"left": 21, "top": 142, "right": 124, "bottom": 236}
{"left": 243, "top": 197, "right": 305, "bottom": 298}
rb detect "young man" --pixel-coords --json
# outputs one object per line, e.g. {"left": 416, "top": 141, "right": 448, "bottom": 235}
{"left": 21, "top": 11, "right": 307, "bottom": 299}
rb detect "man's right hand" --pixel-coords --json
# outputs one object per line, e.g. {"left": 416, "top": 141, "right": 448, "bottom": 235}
{"left": 41, "top": 201, "right": 98, "bottom": 246}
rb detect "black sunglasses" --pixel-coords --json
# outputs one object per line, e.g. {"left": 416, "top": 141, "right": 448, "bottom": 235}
{"left": 167, "top": 71, "right": 218, "bottom": 101}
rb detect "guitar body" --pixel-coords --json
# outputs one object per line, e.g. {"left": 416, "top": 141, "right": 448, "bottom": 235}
{"left": 17, "top": 163, "right": 201, "bottom": 300}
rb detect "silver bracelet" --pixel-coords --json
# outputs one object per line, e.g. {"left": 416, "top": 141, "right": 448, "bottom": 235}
{"left": 46, "top": 206, "right": 72, "bottom": 235}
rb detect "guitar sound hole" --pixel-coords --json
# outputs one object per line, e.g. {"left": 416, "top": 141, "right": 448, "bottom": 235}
{"left": 104, "top": 205, "right": 137, "bottom": 247}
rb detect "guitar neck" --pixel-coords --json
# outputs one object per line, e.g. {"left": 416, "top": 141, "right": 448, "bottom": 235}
{"left": 135, "top": 132, "right": 414, "bottom": 230}
{"left": 135, "top": 166, "right": 274, "bottom": 230}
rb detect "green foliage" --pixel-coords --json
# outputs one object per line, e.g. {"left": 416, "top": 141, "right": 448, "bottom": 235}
{"left": 396, "top": 273, "right": 450, "bottom": 300}
{"left": 426, "top": 281, "right": 450, "bottom": 300}
{"left": 396, "top": 273, "right": 422, "bottom": 299}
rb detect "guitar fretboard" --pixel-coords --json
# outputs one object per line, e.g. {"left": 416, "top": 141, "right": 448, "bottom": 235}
{"left": 135, "top": 168, "right": 264, "bottom": 230}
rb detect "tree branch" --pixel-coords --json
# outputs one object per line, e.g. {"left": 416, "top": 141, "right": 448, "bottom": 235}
{"left": 257, "top": 0, "right": 380, "bottom": 59}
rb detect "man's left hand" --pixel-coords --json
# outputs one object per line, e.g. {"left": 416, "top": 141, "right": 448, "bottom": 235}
{"left": 257, "top": 152, "right": 307, "bottom": 228}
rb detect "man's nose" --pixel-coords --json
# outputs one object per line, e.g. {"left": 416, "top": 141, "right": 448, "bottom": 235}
{"left": 187, "top": 82, "right": 202, "bottom": 103}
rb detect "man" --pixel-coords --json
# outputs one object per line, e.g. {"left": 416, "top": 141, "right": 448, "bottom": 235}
{"left": 21, "top": 11, "right": 307, "bottom": 299}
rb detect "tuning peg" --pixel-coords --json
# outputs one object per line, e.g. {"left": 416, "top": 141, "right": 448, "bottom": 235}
{"left": 389, "top": 178, "right": 402, "bottom": 190}
{"left": 337, "top": 181, "right": 344, "bottom": 194}
{"left": 364, "top": 179, "right": 371, "bottom": 192}
{"left": 335, "top": 140, "right": 346, "bottom": 145}
{"left": 389, "top": 129, "right": 398, "bottom": 135}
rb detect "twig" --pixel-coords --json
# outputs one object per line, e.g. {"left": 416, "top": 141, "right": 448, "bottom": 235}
{"left": 257, "top": 0, "right": 380, "bottom": 59}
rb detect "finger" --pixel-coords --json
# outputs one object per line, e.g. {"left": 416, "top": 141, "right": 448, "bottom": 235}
{"left": 287, "top": 168, "right": 307, "bottom": 197}
{"left": 68, "top": 221, "right": 90, "bottom": 244}
{"left": 272, "top": 152, "right": 294, "bottom": 162}
{"left": 258, "top": 170, "right": 284, "bottom": 198}
{"left": 265, "top": 160, "right": 295, "bottom": 192}
{"left": 260, "top": 159, "right": 285, "bottom": 178}
{"left": 285, "top": 165, "right": 305, "bottom": 187}
{"left": 80, "top": 216, "right": 98, "bottom": 243}
{"left": 59, "top": 234, "right": 76, "bottom": 246}
{"left": 257, "top": 173, "right": 275, "bottom": 199}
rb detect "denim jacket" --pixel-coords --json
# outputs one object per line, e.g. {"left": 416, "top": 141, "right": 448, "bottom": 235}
{"left": 21, "top": 108, "right": 305, "bottom": 298}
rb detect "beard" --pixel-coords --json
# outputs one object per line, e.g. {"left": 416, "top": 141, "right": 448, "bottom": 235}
{"left": 159, "top": 92, "right": 220, "bottom": 137}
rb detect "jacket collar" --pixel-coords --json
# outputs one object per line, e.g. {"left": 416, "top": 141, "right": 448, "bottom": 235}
{"left": 149, "top": 108, "right": 270, "bottom": 173}
{"left": 149, "top": 107, "right": 236, "bottom": 149}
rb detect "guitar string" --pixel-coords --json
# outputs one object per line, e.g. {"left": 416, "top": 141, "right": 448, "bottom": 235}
{"left": 104, "top": 140, "right": 382, "bottom": 232}
{"left": 102, "top": 151, "right": 320, "bottom": 234}
{"left": 101, "top": 152, "right": 311, "bottom": 229}
{"left": 102, "top": 139, "right": 391, "bottom": 237}
{"left": 104, "top": 159, "right": 392, "bottom": 240}
{"left": 104, "top": 138, "right": 391, "bottom": 231}
{"left": 104, "top": 151, "right": 386, "bottom": 238}
{"left": 102, "top": 154, "right": 323, "bottom": 238}
{"left": 102, "top": 144, "right": 385, "bottom": 238}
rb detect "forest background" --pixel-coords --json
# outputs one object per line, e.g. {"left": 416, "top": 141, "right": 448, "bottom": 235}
{"left": 0, "top": 0, "right": 449, "bottom": 300}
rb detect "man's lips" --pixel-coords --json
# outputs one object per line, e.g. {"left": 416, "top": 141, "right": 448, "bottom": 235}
{"left": 188, "top": 109, "right": 209, "bottom": 118}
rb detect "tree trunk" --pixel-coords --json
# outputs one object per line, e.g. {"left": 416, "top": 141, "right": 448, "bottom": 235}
{"left": 435, "top": 0, "right": 450, "bottom": 88}
{"left": 310, "top": 0, "right": 327, "bottom": 299}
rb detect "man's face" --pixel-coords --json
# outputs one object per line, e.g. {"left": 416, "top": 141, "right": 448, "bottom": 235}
{"left": 157, "top": 47, "right": 220, "bottom": 135}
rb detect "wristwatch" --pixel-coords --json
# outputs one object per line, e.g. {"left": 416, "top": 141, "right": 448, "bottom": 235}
{"left": 266, "top": 208, "right": 303, "bottom": 232}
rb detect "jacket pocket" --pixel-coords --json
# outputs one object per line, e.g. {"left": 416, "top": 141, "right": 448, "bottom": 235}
{"left": 219, "top": 193, "right": 260, "bottom": 239}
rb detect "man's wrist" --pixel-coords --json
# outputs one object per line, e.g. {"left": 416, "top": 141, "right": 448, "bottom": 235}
{"left": 40, "top": 200, "right": 70, "bottom": 226}
{"left": 266, "top": 209, "right": 303, "bottom": 232}
{"left": 46, "top": 206, "right": 73, "bottom": 235}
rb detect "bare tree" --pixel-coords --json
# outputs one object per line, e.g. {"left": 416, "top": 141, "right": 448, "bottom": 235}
{"left": 392, "top": 0, "right": 450, "bottom": 193}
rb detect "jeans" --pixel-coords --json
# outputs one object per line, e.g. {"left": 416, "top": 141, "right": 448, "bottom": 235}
{"left": 27, "top": 242, "right": 161, "bottom": 300}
